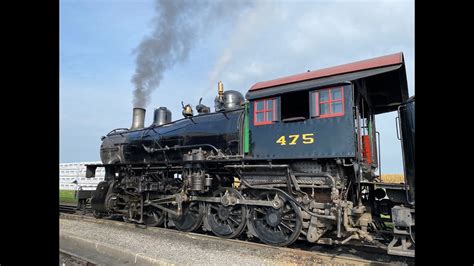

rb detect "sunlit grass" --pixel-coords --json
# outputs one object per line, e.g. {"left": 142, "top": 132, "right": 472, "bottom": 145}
{"left": 60, "top": 190, "right": 76, "bottom": 204}
{"left": 381, "top": 174, "right": 404, "bottom": 184}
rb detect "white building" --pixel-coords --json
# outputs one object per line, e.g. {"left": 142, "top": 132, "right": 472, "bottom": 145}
{"left": 60, "top": 162, "right": 104, "bottom": 191}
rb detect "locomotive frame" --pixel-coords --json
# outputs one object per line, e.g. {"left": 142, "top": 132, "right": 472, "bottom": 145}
{"left": 86, "top": 52, "right": 415, "bottom": 257}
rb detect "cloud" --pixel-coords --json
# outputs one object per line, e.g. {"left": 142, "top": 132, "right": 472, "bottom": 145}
{"left": 201, "top": 1, "right": 414, "bottom": 95}
{"left": 204, "top": 0, "right": 271, "bottom": 98}
{"left": 199, "top": 0, "right": 414, "bottom": 173}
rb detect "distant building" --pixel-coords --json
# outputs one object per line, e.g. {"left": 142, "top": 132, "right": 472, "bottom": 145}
{"left": 59, "top": 162, "right": 104, "bottom": 190}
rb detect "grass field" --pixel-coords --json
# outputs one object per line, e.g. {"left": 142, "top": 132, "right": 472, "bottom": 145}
{"left": 380, "top": 174, "right": 404, "bottom": 184}
{"left": 60, "top": 190, "right": 76, "bottom": 204}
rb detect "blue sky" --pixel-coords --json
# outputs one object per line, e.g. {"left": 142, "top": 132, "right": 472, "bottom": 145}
{"left": 60, "top": 0, "right": 414, "bottom": 173}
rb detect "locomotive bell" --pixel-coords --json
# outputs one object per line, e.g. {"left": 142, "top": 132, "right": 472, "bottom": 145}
{"left": 181, "top": 101, "right": 194, "bottom": 117}
{"left": 131, "top": 107, "right": 146, "bottom": 130}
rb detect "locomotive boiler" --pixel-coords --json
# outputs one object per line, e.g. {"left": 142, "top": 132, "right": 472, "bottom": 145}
{"left": 86, "top": 52, "right": 415, "bottom": 257}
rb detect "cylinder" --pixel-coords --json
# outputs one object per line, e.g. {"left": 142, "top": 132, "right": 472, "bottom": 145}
{"left": 152, "top": 107, "right": 172, "bottom": 126}
{"left": 191, "top": 174, "right": 204, "bottom": 191}
{"left": 130, "top": 108, "right": 146, "bottom": 130}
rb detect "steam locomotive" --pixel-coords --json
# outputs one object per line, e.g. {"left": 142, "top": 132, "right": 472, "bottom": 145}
{"left": 86, "top": 52, "right": 415, "bottom": 257}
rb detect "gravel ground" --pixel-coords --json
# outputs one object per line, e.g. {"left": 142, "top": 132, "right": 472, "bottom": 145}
{"left": 60, "top": 218, "right": 368, "bottom": 265}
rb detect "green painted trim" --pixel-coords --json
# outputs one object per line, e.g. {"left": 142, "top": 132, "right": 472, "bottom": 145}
{"left": 244, "top": 102, "right": 250, "bottom": 154}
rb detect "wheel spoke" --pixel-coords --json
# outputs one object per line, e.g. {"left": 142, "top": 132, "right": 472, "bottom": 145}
{"left": 254, "top": 208, "right": 267, "bottom": 215}
{"left": 228, "top": 216, "right": 239, "bottom": 226}
{"left": 223, "top": 219, "right": 233, "bottom": 229}
{"left": 280, "top": 221, "right": 294, "bottom": 232}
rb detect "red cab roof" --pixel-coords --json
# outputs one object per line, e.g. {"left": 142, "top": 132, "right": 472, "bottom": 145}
{"left": 249, "top": 52, "right": 403, "bottom": 91}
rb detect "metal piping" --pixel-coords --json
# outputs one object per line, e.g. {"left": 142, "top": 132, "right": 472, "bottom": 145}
{"left": 376, "top": 131, "right": 382, "bottom": 178}
{"left": 337, "top": 207, "right": 342, "bottom": 238}
{"left": 343, "top": 206, "right": 358, "bottom": 232}
{"left": 355, "top": 106, "right": 362, "bottom": 160}
{"left": 342, "top": 158, "right": 353, "bottom": 167}
{"left": 224, "top": 164, "right": 289, "bottom": 169}
{"left": 142, "top": 143, "right": 222, "bottom": 155}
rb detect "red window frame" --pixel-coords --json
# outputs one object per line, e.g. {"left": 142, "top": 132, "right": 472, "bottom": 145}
{"left": 254, "top": 98, "right": 277, "bottom": 126}
{"left": 313, "top": 86, "right": 344, "bottom": 118}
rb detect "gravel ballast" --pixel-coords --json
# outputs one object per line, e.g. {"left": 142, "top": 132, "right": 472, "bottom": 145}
{"left": 60, "top": 216, "right": 369, "bottom": 265}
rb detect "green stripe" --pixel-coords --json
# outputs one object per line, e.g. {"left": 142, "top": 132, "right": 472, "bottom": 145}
{"left": 244, "top": 102, "right": 250, "bottom": 154}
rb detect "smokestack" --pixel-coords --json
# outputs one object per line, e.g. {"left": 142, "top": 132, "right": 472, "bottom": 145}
{"left": 131, "top": 108, "right": 146, "bottom": 130}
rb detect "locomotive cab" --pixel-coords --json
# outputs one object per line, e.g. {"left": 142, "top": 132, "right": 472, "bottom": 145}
{"left": 245, "top": 52, "right": 414, "bottom": 256}
{"left": 246, "top": 83, "right": 356, "bottom": 160}
{"left": 245, "top": 52, "right": 409, "bottom": 181}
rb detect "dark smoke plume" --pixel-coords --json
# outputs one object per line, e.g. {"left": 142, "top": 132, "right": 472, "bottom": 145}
{"left": 131, "top": 0, "right": 252, "bottom": 108}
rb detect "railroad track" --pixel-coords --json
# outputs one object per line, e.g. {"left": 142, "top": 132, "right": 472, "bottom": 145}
{"left": 59, "top": 203, "right": 91, "bottom": 214}
{"left": 60, "top": 212, "right": 414, "bottom": 265}
{"left": 59, "top": 204, "right": 77, "bottom": 214}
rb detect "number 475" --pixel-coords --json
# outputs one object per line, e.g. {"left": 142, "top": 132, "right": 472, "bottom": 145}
{"left": 276, "top": 133, "right": 314, "bottom": 145}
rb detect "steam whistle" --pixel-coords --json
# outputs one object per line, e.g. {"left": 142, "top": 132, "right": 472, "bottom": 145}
{"left": 214, "top": 81, "right": 225, "bottom": 112}
{"left": 218, "top": 81, "right": 224, "bottom": 97}
{"left": 217, "top": 81, "right": 225, "bottom": 104}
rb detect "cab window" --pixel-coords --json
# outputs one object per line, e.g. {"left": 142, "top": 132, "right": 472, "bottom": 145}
{"left": 254, "top": 98, "right": 277, "bottom": 125}
{"left": 311, "top": 86, "right": 344, "bottom": 118}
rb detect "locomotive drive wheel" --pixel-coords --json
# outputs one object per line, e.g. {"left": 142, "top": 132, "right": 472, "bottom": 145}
{"left": 142, "top": 206, "right": 165, "bottom": 227}
{"left": 93, "top": 210, "right": 103, "bottom": 219}
{"left": 122, "top": 205, "right": 164, "bottom": 226}
{"left": 170, "top": 201, "right": 204, "bottom": 232}
{"left": 206, "top": 187, "right": 247, "bottom": 239}
{"left": 121, "top": 201, "right": 164, "bottom": 226}
{"left": 250, "top": 191, "right": 302, "bottom": 247}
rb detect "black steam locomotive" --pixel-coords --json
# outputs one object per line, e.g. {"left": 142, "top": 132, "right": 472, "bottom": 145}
{"left": 86, "top": 52, "right": 415, "bottom": 257}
